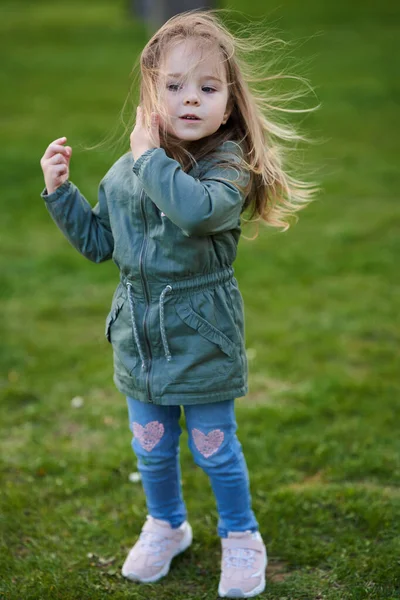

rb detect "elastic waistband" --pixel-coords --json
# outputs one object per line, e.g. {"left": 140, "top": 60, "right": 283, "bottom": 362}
{"left": 120, "top": 267, "right": 234, "bottom": 301}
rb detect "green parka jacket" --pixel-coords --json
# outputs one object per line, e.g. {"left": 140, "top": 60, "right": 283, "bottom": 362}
{"left": 41, "top": 141, "right": 250, "bottom": 405}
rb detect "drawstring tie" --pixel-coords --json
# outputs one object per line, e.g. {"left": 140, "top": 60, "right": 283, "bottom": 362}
{"left": 126, "top": 282, "right": 147, "bottom": 370}
{"left": 159, "top": 285, "right": 173, "bottom": 361}
{"left": 126, "top": 282, "right": 173, "bottom": 369}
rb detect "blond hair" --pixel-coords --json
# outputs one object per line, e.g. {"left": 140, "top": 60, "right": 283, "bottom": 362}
{"left": 122, "top": 10, "right": 320, "bottom": 237}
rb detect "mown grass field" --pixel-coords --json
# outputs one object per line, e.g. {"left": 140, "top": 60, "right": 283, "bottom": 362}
{"left": 1, "top": 1, "right": 399, "bottom": 598}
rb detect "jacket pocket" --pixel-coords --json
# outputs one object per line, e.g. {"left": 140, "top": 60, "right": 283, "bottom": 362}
{"left": 167, "top": 302, "right": 237, "bottom": 384}
{"left": 105, "top": 295, "right": 139, "bottom": 375}
{"left": 175, "top": 303, "right": 236, "bottom": 358}
{"left": 105, "top": 298, "right": 125, "bottom": 343}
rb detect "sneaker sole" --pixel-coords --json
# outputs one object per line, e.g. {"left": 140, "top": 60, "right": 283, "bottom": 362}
{"left": 122, "top": 522, "right": 193, "bottom": 584}
{"left": 217, "top": 551, "right": 267, "bottom": 598}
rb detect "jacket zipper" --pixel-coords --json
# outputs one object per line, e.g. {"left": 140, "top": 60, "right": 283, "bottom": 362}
{"left": 139, "top": 190, "right": 153, "bottom": 403}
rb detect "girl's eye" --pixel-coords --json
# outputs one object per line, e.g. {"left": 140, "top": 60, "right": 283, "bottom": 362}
{"left": 166, "top": 84, "right": 216, "bottom": 93}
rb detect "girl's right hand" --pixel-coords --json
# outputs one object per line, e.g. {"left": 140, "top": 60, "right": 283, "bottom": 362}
{"left": 40, "top": 137, "right": 72, "bottom": 195}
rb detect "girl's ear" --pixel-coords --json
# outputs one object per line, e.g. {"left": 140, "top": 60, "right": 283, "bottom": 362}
{"left": 222, "top": 97, "right": 233, "bottom": 124}
{"left": 222, "top": 109, "right": 231, "bottom": 125}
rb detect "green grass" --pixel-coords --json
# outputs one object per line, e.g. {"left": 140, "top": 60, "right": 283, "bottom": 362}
{"left": 1, "top": 0, "right": 399, "bottom": 598}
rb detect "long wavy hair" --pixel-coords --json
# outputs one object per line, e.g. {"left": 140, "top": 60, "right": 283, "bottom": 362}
{"left": 121, "top": 9, "right": 320, "bottom": 236}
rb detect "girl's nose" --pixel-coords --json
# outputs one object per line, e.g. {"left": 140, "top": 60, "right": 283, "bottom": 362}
{"left": 183, "top": 95, "right": 200, "bottom": 106}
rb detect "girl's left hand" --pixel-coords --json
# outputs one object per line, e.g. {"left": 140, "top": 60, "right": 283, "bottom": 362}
{"left": 130, "top": 106, "right": 160, "bottom": 161}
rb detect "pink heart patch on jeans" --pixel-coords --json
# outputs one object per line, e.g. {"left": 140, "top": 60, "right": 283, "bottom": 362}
{"left": 192, "top": 428, "right": 224, "bottom": 458}
{"left": 132, "top": 421, "right": 165, "bottom": 452}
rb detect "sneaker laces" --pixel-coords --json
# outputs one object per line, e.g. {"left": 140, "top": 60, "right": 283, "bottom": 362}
{"left": 138, "top": 531, "right": 171, "bottom": 556}
{"left": 223, "top": 547, "right": 257, "bottom": 569}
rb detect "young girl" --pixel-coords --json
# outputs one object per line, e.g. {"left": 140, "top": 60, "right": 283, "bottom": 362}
{"left": 40, "top": 10, "right": 316, "bottom": 598}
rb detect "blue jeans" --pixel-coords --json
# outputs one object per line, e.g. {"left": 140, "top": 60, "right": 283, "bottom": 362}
{"left": 126, "top": 397, "right": 259, "bottom": 538}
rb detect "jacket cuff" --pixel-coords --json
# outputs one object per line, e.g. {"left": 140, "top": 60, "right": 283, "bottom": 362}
{"left": 132, "top": 148, "right": 161, "bottom": 177}
{"left": 41, "top": 180, "right": 72, "bottom": 203}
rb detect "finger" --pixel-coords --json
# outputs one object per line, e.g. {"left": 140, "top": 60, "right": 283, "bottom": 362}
{"left": 48, "top": 137, "right": 67, "bottom": 153}
{"left": 48, "top": 153, "right": 68, "bottom": 165}
{"left": 141, "top": 106, "right": 149, "bottom": 129}
{"left": 136, "top": 106, "right": 143, "bottom": 127}
{"left": 52, "top": 136, "right": 67, "bottom": 145}
{"left": 43, "top": 143, "right": 70, "bottom": 160}
{"left": 150, "top": 113, "right": 160, "bottom": 143}
{"left": 53, "top": 164, "right": 68, "bottom": 176}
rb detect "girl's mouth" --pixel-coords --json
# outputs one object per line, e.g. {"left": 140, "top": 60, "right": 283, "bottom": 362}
{"left": 180, "top": 115, "right": 201, "bottom": 120}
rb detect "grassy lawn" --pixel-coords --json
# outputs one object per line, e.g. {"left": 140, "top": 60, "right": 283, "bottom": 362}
{"left": 1, "top": 0, "right": 399, "bottom": 598}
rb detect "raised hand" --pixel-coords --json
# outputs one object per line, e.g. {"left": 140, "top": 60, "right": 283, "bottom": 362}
{"left": 40, "top": 137, "right": 72, "bottom": 195}
{"left": 130, "top": 106, "right": 160, "bottom": 162}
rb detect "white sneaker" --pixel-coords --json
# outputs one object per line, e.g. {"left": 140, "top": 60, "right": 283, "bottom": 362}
{"left": 218, "top": 531, "right": 268, "bottom": 598}
{"left": 122, "top": 515, "right": 193, "bottom": 583}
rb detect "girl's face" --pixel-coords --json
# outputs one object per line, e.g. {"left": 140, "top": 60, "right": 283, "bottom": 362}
{"left": 158, "top": 40, "right": 231, "bottom": 142}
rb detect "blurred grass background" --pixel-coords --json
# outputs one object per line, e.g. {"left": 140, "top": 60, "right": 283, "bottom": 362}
{"left": 0, "top": 0, "right": 399, "bottom": 598}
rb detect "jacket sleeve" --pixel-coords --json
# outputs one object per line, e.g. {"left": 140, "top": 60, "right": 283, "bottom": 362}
{"left": 132, "top": 145, "right": 249, "bottom": 237}
{"left": 40, "top": 179, "right": 114, "bottom": 263}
